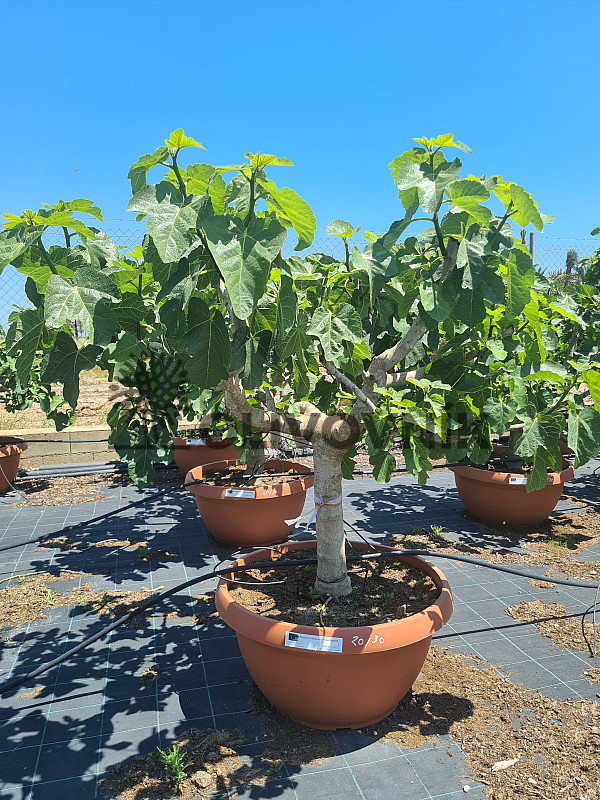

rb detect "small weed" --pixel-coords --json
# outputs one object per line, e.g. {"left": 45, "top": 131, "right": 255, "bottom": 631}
{"left": 137, "top": 545, "right": 150, "bottom": 560}
{"left": 307, "top": 586, "right": 317, "bottom": 597}
{"left": 303, "top": 564, "right": 315, "bottom": 572}
{"left": 96, "top": 592, "right": 112, "bottom": 609}
{"left": 384, "top": 590, "right": 394, "bottom": 600}
{"left": 408, "top": 525, "right": 424, "bottom": 535}
{"left": 157, "top": 744, "right": 192, "bottom": 786}
{"left": 44, "top": 589, "right": 58, "bottom": 606}
{"left": 547, "top": 535, "right": 569, "bottom": 549}
{"left": 429, "top": 524, "right": 444, "bottom": 540}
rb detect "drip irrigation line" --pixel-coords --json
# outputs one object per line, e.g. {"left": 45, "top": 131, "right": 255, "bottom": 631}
{"left": 0, "top": 571, "right": 217, "bottom": 696}
{"left": 219, "top": 550, "right": 600, "bottom": 591}
{"left": 0, "top": 463, "right": 463, "bottom": 555}
{"left": 1, "top": 547, "right": 599, "bottom": 696}
{"left": 344, "top": 520, "right": 378, "bottom": 552}
{"left": 0, "top": 477, "right": 208, "bottom": 554}
{"left": 0, "top": 454, "right": 585, "bottom": 555}
{"left": 592, "top": 583, "right": 600, "bottom": 657}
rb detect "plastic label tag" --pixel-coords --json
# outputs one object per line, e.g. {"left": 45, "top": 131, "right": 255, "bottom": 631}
{"left": 224, "top": 488, "right": 256, "bottom": 499}
{"left": 284, "top": 631, "right": 343, "bottom": 653}
{"left": 508, "top": 476, "right": 528, "bottom": 485}
{"left": 186, "top": 439, "right": 206, "bottom": 445}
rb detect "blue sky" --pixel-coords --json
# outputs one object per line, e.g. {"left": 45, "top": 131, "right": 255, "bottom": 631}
{"left": 1, "top": 0, "right": 599, "bottom": 242}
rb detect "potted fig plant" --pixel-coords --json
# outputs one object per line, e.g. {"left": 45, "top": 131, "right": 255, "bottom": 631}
{"left": 441, "top": 249, "right": 600, "bottom": 526}
{"left": 0, "top": 323, "right": 75, "bottom": 492}
{"left": 5, "top": 130, "right": 598, "bottom": 729}
{"left": 172, "top": 392, "right": 242, "bottom": 475}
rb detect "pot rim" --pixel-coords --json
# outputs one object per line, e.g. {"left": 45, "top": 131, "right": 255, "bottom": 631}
{"left": 0, "top": 438, "right": 28, "bottom": 457}
{"left": 185, "top": 459, "right": 313, "bottom": 501}
{"left": 449, "top": 460, "right": 574, "bottom": 487}
{"left": 173, "top": 436, "right": 235, "bottom": 449}
{"left": 216, "top": 540, "right": 453, "bottom": 654}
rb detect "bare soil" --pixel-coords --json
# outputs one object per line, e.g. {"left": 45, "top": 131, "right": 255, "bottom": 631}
{"left": 248, "top": 681, "right": 341, "bottom": 764}
{"left": 16, "top": 686, "right": 43, "bottom": 699}
{"left": 506, "top": 600, "right": 597, "bottom": 653}
{"left": 203, "top": 464, "right": 306, "bottom": 488}
{"left": 0, "top": 571, "right": 96, "bottom": 626}
{"left": 228, "top": 549, "right": 440, "bottom": 628}
{"left": 582, "top": 667, "right": 600, "bottom": 686}
{"left": 98, "top": 645, "right": 600, "bottom": 800}
{"left": 390, "top": 502, "right": 600, "bottom": 584}
{"left": 371, "top": 645, "right": 600, "bottom": 800}
{"left": 9, "top": 465, "right": 183, "bottom": 507}
{"left": 9, "top": 473, "right": 129, "bottom": 506}
{"left": 0, "top": 572, "right": 163, "bottom": 630}
{"left": 98, "top": 728, "right": 278, "bottom": 800}
{"left": 139, "top": 664, "right": 161, "bottom": 688}
{"left": 0, "top": 367, "right": 128, "bottom": 430}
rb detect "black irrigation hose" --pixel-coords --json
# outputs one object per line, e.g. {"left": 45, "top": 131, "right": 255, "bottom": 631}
{"left": 0, "top": 571, "right": 219, "bottom": 695}
{"left": 0, "top": 468, "right": 316, "bottom": 554}
{"left": 0, "top": 461, "right": 472, "bottom": 555}
{"left": 1, "top": 547, "right": 599, "bottom": 696}
{"left": 217, "top": 550, "right": 600, "bottom": 591}
{"left": 0, "top": 478, "right": 210, "bottom": 554}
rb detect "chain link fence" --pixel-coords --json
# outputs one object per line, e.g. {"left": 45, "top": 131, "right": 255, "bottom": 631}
{"left": 1, "top": 229, "right": 598, "bottom": 330}
{"left": 0, "top": 227, "right": 143, "bottom": 330}
{"left": 534, "top": 236, "right": 598, "bottom": 275}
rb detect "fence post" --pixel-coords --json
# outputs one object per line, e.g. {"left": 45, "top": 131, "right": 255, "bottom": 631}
{"left": 529, "top": 231, "right": 535, "bottom": 261}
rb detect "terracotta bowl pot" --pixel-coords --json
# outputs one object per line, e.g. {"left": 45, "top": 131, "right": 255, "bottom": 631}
{"left": 185, "top": 459, "right": 314, "bottom": 546}
{"left": 558, "top": 439, "right": 574, "bottom": 456}
{"left": 0, "top": 438, "right": 28, "bottom": 494}
{"left": 173, "top": 436, "right": 241, "bottom": 475}
{"left": 450, "top": 458, "right": 574, "bottom": 526}
{"left": 216, "top": 540, "right": 453, "bottom": 730}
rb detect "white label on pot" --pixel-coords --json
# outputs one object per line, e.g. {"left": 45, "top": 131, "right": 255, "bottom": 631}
{"left": 186, "top": 439, "right": 206, "bottom": 445}
{"left": 224, "top": 488, "right": 256, "bottom": 499}
{"left": 508, "top": 476, "right": 528, "bottom": 485}
{"left": 284, "top": 631, "right": 343, "bottom": 653}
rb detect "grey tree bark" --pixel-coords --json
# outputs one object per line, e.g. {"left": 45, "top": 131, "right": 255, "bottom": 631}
{"left": 312, "top": 436, "right": 352, "bottom": 597}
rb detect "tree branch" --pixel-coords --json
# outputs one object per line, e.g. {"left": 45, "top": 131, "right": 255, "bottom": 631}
{"left": 368, "top": 237, "right": 459, "bottom": 382}
{"left": 323, "top": 361, "right": 376, "bottom": 413}
{"left": 384, "top": 366, "right": 427, "bottom": 388}
{"left": 346, "top": 237, "right": 460, "bottom": 424}
{"left": 563, "top": 329, "right": 579, "bottom": 367}
{"left": 222, "top": 376, "right": 358, "bottom": 447}
{"left": 218, "top": 279, "right": 243, "bottom": 330}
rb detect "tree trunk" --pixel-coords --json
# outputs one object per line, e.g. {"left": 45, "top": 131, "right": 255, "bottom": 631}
{"left": 312, "top": 437, "right": 352, "bottom": 597}
{"left": 246, "top": 439, "right": 265, "bottom": 475}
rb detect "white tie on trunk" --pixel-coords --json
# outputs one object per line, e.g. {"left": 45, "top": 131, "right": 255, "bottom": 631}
{"left": 285, "top": 492, "right": 343, "bottom": 528}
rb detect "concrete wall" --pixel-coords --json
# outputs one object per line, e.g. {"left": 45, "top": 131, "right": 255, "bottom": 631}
{"left": 0, "top": 426, "right": 114, "bottom": 467}
{"left": 0, "top": 424, "right": 202, "bottom": 468}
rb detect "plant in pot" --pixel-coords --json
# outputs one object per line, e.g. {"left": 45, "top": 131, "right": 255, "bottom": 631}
{"left": 171, "top": 392, "right": 242, "bottom": 476}
{"left": 0, "top": 132, "right": 315, "bottom": 544}
{"left": 443, "top": 243, "right": 600, "bottom": 526}
{"left": 0, "top": 321, "right": 75, "bottom": 492}
{"left": 0, "top": 130, "right": 563, "bottom": 729}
